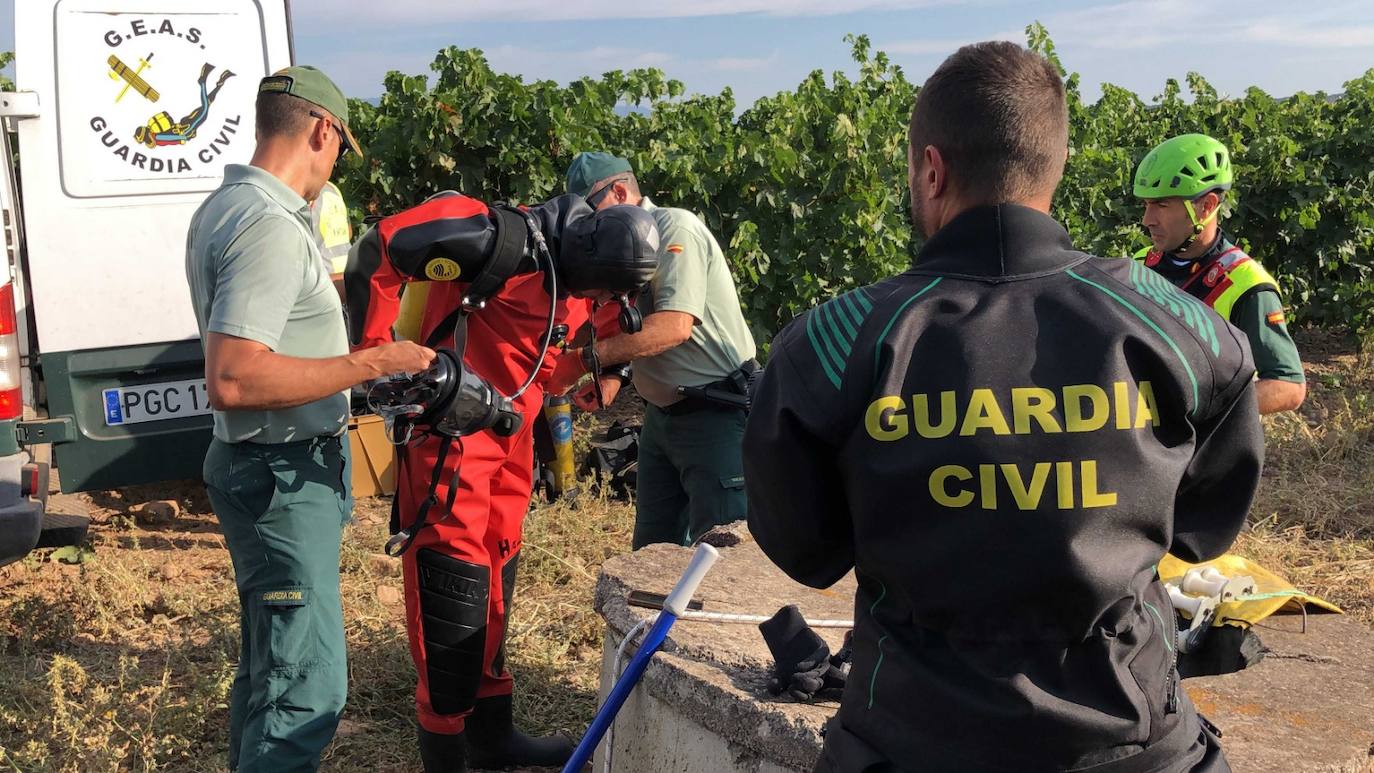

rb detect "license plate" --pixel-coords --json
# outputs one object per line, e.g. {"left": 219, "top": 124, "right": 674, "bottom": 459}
{"left": 102, "top": 379, "right": 211, "bottom": 426}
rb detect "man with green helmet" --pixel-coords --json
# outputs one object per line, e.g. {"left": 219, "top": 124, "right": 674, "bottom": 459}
{"left": 1133, "top": 133, "right": 1306, "bottom": 414}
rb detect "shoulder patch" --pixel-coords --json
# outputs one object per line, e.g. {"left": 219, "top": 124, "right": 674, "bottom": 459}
{"left": 425, "top": 257, "right": 462, "bottom": 281}
{"left": 1267, "top": 309, "right": 1286, "bottom": 326}
{"left": 806, "top": 288, "right": 876, "bottom": 390}
{"left": 666, "top": 244, "right": 685, "bottom": 254}
{"left": 1203, "top": 262, "right": 1225, "bottom": 288}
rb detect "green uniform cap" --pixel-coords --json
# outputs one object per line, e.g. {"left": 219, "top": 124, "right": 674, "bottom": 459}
{"left": 258, "top": 65, "right": 362, "bottom": 158}
{"left": 566, "top": 151, "right": 633, "bottom": 197}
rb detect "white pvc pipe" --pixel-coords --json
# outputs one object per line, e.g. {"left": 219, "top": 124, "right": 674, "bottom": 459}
{"left": 1167, "top": 584, "right": 1205, "bottom": 617}
{"left": 1181, "top": 567, "right": 1229, "bottom": 598}
{"left": 663, "top": 544, "right": 720, "bottom": 616}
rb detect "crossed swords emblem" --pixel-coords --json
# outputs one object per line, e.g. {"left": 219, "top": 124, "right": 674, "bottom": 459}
{"left": 107, "top": 53, "right": 160, "bottom": 103}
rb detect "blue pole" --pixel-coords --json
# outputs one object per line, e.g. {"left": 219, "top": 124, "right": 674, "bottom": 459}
{"left": 562, "top": 611, "right": 677, "bottom": 772}
{"left": 562, "top": 543, "right": 720, "bottom": 773}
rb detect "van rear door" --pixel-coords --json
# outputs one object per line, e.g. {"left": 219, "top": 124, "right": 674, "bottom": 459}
{"left": 12, "top": 0, "right": 292, "bottom": 491}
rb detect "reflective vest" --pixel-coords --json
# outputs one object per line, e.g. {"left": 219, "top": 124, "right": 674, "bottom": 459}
{"left": 334, "top": 179, "right": 430, "bottom": 342}
{"left": 1133, "top": 240, "right": 1280, "bottom": 322}
{"left": 311, "top": 181, "right": 352, "bottom": 276}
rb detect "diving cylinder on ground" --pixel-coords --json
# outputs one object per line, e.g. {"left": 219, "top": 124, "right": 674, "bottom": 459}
{"left": 544, "top": 395, "right": 576, "bottom": 497}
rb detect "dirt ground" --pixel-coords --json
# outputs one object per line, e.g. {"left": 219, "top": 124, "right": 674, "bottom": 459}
{"left": 0, "top": 328, "right": 1370, "bottom": 772}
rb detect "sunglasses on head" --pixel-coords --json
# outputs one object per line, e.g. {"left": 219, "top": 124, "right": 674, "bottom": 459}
{"left": 309, "top": 110, "right": 350, "bottom": 158}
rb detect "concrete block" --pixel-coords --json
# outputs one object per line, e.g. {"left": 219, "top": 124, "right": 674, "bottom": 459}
{"left": 594, "top": 539, "right": 1374, "bottom": 772}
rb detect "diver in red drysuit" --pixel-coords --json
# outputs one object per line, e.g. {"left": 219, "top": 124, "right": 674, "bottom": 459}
{"left": 346, "top": 192, "right": 656, "bottom": 772}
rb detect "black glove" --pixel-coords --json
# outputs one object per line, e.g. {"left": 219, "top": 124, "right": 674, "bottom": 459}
{"left": 759, "top": 605, "right": 848, "bottom": 702}
{"left": 833, "top": 629, "right": 854, "bottom": 668}
{"left": 1177, "top": 624, "right": 1264, "bottom": 679}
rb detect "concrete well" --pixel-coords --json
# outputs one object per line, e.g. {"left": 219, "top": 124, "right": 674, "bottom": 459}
{"left": 591, "top": 534, "right": 1374, "bottom": 773}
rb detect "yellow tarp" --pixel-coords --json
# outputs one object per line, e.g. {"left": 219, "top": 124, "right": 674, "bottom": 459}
{"left": 1160, "top": 553, "right": 1342, "bottom": 627}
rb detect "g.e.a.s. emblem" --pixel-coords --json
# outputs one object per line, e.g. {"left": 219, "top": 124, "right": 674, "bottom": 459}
{"left": 89, "top": 17, "right": 243, "bottom": 175}
{"left": 425, "top": 258, "right": 462, "bottom": 281}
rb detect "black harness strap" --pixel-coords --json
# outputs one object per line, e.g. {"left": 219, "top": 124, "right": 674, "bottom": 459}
{"left": 385, "top": 436, "right": 465, "bottom": 557}
{"left": 469, "top": 204, "right": 529, "bottom": 302}
{"left": 425, "top": 204, "right": 529, "bottom": 350}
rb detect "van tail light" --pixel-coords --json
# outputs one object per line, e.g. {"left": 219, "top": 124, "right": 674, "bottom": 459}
{"left": 0, "top": 281, "right": 23, "bottom": 421}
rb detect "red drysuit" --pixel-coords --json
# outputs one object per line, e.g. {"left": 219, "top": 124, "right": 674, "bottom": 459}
{"left": 401, "top": 274, "right": 592, "bottom": 732}
{"left": 349, "top": 193, "right": 614, "bottom": 734}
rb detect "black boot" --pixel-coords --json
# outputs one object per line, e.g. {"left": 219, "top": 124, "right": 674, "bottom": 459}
{"left": 465, "top": 694, "right": 575, "bottom": 769}
{"left": 418, "top": 727, "right": 468, "bottom": 773}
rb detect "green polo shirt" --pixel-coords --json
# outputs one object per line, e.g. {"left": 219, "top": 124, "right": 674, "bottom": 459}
{"left": 634, "top": 198, "right": 757, "bottom": 407}
{"left": 185, "top": 164, "right": 349, "bottom": 444}
{"left": 1231, "top": 290, "right": 1305, "bottom": 384}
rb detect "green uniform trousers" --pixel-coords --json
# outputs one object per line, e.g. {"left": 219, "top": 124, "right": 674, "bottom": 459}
{"left": 203, "top": 435, "right": 352, "bottom": 773}
{"left": 632, "top": 403, "right": 747, "bottom": 549}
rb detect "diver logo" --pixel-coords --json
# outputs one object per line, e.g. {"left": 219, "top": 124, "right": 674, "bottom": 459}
{"left": 88, "top": 18, "right": 243, "bottom": 175}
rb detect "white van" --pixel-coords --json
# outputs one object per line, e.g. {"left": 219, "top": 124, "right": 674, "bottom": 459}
{"left": 0, "top": 0, "right": 294, "bottom": 565}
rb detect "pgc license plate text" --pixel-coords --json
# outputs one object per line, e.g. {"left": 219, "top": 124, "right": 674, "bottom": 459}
{"left": 103, "top": 379, "right": 211, "bottom": 426}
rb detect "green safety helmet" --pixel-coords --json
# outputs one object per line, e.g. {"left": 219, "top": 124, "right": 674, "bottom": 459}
{"left": 1133, "top": 133, "right": 1233, "bottom": 200}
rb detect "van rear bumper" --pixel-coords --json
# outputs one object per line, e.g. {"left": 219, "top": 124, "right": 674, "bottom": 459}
{"left": 0, "top": 452, "right": 43, "bottom": 567}
{"left": 42, "top": 342, "right": 212, "bottom": 493}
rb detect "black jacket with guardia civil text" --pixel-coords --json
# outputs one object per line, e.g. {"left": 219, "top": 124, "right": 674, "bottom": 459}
{"left": 745, "top": 205, "right": 1261, "bottom": 772}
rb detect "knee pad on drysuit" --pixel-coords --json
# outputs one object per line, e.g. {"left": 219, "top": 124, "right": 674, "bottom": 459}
{"left": 417, "top": 548, "right": 490, "bottom": 715}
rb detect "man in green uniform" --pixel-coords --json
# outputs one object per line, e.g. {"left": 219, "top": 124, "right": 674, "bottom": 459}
{"left": 549, "top": 152, "right": 757, "bottom": 549}
{"left": 185, "top": 66, "right": 434, "bottom": 772}
{"left": 1134, "top": 134, "right": 1306, "bottom": 414}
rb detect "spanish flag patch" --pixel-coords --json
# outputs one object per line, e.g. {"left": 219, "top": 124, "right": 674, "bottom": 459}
{"left": 1267, "top": 310, "right": 1286, "bottom": 326}
{"left": 666, "top": 244, "right": 685, "bottom": 254}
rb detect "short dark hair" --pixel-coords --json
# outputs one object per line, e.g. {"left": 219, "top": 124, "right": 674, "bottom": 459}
{"left": 908, "top": 42, "right": 1068, "bottom": 203}
{"left": 255, "top": 91, "right": 316, "bottom": 140}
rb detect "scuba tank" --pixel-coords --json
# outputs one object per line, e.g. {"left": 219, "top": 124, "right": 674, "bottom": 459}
{"left": 543, "top": 394, "right": 577, "bottom": 499}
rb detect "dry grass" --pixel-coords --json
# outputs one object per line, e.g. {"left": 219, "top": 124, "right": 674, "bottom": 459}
{"left": 1234, "top": 328, "right": 1374, "bottom": 622}
{"left": 0, "top": 329, "right": 1370, "bottom": 771}
{"left": 0, "top": 453, "right": 635, "bottom": 772}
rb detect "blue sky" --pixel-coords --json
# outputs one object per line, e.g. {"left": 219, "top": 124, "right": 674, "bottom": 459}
{"left": 3, "top": 0, "right": 1374, "bottom": 106}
